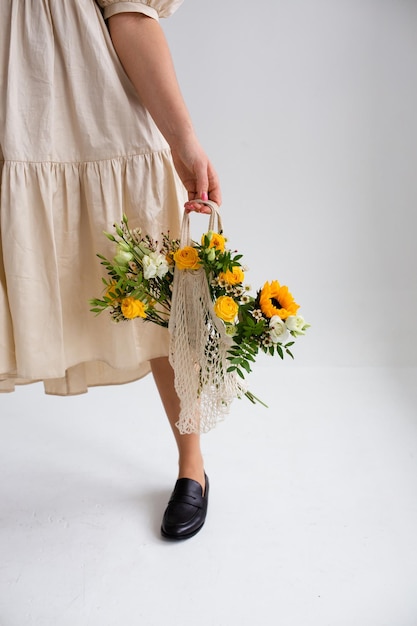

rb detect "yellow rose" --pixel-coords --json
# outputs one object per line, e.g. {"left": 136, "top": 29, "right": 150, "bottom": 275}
{"left": 121, "top": 297, "right": 147, "bottom": 319}
{"left": 173, "top": 246, "right": 200, "bottom": 270}
{"left": 214, "top": 296, "right": 239, "bottom": 323}
{"left": 219, "top": 267, "right": 245, "bottom": 285}
{"left": 201, "top": 231, "right": 226, "bottom": 251}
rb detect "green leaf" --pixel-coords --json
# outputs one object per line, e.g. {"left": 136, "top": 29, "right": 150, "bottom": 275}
{"left": 240, "top": 360, "right": 252, "bottom": 373}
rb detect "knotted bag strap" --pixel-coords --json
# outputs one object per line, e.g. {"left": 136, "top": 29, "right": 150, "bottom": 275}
{"left": 179, "top": 199, "right": 223, "bottom": 247}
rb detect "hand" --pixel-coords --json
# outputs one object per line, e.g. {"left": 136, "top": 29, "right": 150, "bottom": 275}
{"left": 170, "top": 135, "right": 222, "bottom": 214}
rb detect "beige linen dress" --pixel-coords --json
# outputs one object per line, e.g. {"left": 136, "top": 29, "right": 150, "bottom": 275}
{"left": 0, "top": 0, "right": 186, "bottom": 395}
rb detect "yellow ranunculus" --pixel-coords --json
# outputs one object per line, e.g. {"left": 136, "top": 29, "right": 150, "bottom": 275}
{"left": 201, "top": 231, "right": 226, "bottom": 252}
{"left": 259, "top": 280, "right": 299, "bottom": 320}
{"left": 219, "top": 266, "right": 245, "bottom": 285}
{"left": 121, "top": 297, "right": 147, "bottom": 319}
{"left": 173, "top": 246, "right": 200, "bottom": 270}
{"left": 214, "top": 296, "right": 239, "bottom": 323}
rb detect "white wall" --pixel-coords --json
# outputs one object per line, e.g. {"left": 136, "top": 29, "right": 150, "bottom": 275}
{"left": 164, "top": 0, "right": 417, "bottom": 367}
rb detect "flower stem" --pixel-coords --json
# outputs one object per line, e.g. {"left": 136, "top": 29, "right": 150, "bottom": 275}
{"left": 244, "top": 390, "right": 268, "bottom": 408}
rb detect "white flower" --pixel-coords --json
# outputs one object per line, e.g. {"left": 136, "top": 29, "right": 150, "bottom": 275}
{"left": 225, "top": 325, "right": 237, "bottom": 337}
{"left": 114, "top": 245, "right": 133, "bottom": 266}
{"left": 285, "top": 315, "right": 307, "bottom": 336}
{"left": 154, "top": 257, "right": 170, "bottom": 278}
{"left": 269, "top": 315, "right": 289, "bottom": 344}
{"left": 252, "top": 309, "right": 263, "bottom": 320}
{"left": 142, "top": 252, "right": 169, "bottom": 280}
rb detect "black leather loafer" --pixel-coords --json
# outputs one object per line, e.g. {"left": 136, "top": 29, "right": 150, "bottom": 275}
{"left": 161, "top": 474, "right": 209, "bottom": 540}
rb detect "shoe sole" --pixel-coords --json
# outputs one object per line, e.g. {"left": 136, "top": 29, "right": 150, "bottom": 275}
{"left": 160, "top": 521, "right": 205, "bottom": 541}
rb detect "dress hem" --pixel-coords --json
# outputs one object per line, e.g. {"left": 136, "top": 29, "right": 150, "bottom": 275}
{"left": 0, "top": 147, "right": 172, "bottom": 166}
{"left": 0, "top": 351, "right": 174, "bottom": 395}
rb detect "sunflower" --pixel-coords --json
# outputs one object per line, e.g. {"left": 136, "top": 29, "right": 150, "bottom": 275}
{"left": 259, "top": 280, "right": 299, "bottom": 320}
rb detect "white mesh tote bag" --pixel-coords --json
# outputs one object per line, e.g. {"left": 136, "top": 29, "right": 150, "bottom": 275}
{"left": 168, "top": 201, "right": 244, "bottom": 434}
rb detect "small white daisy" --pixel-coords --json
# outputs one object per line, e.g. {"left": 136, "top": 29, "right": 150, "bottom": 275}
{"left": 251, "top": 309, "right": 263, "bottom": 320}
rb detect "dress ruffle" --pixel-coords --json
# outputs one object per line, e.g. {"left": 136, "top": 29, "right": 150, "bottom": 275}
{"left": 0, "top": 150, "right": 185, "bottom": 394}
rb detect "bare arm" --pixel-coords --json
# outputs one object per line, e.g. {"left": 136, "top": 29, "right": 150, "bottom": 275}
{"left": 108, "top": 13, "right": 221, "bottom": 211}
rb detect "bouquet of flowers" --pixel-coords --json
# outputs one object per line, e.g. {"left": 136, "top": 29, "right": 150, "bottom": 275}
{"left": 90, "top": 207, "right": 309, "bottom": 431}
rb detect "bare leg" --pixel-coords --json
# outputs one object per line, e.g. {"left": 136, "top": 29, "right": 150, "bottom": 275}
{"left": 150, "top": 356, "right": 205, "bottom": 492}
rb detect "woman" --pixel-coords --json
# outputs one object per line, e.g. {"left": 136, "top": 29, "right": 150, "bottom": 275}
{"left": 0, "top": 0, "right": 221, "bottom": 540}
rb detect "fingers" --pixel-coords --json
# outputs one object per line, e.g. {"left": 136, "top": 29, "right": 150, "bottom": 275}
{"left": 184, "top": 198, "right": 212, "bottom": 214}
{"left": 184, "top": 161, "right": 222, "bottom": 214}
{"left": 195, "top": 160, "right": 209, "bottom": 204}
{"left": 184, "top": 160, "right": 210, "bottom": 213}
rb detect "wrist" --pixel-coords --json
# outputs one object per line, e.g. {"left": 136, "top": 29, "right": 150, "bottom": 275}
{"left": 164, "top": 124, "right": 197, "bottom": 152}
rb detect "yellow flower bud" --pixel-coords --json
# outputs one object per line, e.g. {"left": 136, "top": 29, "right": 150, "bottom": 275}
{"left": 105, "top": 282, "right": 119, "bottom": 302}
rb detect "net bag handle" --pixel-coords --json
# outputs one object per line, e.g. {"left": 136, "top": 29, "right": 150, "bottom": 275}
{"left": 179, "top": 200, "right": 223, "bottom": 247}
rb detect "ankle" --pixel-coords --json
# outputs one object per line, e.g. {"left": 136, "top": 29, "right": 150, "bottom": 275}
{"left": 178, "top": 458, "right": 205, "bottom": 492}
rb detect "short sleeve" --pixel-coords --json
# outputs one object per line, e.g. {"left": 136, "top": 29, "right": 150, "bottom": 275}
{"left": 96, "top": 0, "right": 184, "bottom": 21}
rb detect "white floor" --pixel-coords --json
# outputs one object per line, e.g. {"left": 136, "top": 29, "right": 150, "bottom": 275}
{"left": 1, "top": 366, "right": 417, "bottom": 626}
